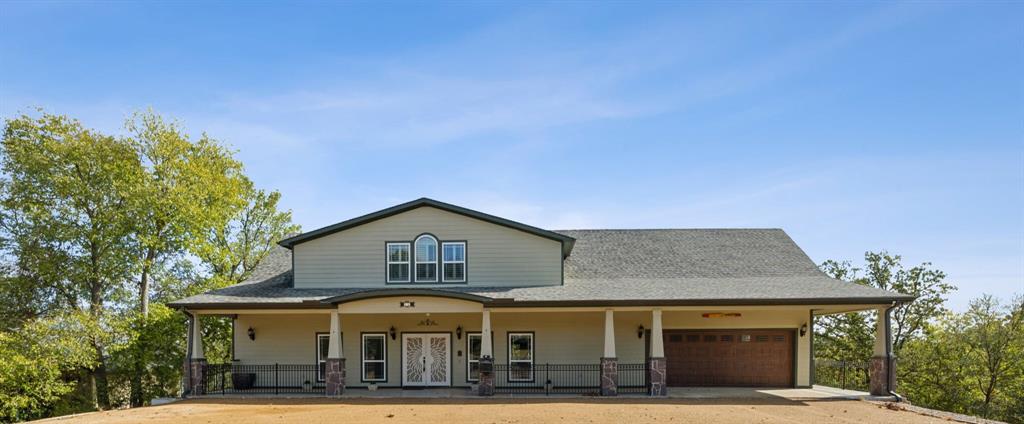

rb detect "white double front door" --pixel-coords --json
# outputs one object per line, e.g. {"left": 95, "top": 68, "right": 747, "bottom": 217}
{"left": 401, "top": 333, "right": 451, "bottom": 386}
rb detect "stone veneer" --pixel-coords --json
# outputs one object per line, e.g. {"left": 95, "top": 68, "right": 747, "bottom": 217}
{"left": 478, "top": 356, "right": 494, "bottom": 396}
{"left": 325, "top": 358, "right": 346, "bottom": 396}
{"left": 600, "top": 357, "right": 618, "bottom": 396}
{"left": 869, "top": 355, "right": 895, "bottom": 396}
{"left": 648, "top": 357, "right": 667, "bottom": 396}
{"left": 188, "top": 358, "right": 206, "bottom": 396}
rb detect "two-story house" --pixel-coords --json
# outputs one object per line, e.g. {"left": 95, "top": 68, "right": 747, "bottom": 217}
{"left": 169, "top": 198, "right": 913, "bottom": 397}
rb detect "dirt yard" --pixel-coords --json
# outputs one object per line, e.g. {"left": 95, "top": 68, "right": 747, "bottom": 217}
{"left": 36, "top": 398, "right": 957, "bottom": 424}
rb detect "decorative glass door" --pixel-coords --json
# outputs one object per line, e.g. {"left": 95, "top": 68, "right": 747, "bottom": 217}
{"left": 402, "top": 333, "right": 450, "bottom": 386}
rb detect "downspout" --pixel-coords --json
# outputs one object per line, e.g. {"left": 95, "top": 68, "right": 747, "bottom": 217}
{"left": 884, "top": 303, "right": 904, "bottom": 402}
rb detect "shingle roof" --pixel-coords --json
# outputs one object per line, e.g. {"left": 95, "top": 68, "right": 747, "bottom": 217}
{"left": 168, "top": 229, "right": 914, "bottom": 308}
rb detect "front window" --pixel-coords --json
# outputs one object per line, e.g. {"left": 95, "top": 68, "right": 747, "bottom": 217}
{"left": 362, "top": 333, "right": 387, "bottom": 382}
{"left": 414, "top": 235, "right": 438, "bottom": 282}
{"left": 508, "top": 333, "right": 534, "bottom": 382}
{"left": 442, "top": 242, "right": 466, "bottom": 282}
{"left": 387, "top": 243, "right": 411, "bottom": 283}
{"left": 466, "top": 333, "right": 482, "bottom": 382}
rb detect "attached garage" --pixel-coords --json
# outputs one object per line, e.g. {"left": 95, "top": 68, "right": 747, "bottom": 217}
{"left": 663, "top": 329, "right": 795, "bottom": 387}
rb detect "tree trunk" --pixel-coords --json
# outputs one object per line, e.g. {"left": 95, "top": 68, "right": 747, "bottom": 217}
{"left": 130, "top": 247, "right": 157, "bottom": 407}
{"left": 91, "top": 339, "right": 111, "bottom": 409}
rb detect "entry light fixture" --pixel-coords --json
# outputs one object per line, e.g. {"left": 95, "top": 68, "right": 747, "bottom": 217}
{"left": 637, "top": 325, "right": 645, "bottom": 339}
{"left": 456, "top": 325, "right": 463, "bottom": 340}
{"left": 389, "top": 326, "right": 397, "bottom": 340}
{"left": 800, "top": 323, "right": 808, "bottom": 337}
{"left": 247, "top": 327, "right": 255, "bottom": 341}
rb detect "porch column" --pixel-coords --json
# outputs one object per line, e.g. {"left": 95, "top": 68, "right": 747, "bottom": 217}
{"left": 601, "top": 309, "right": 618, "bottom": 396}
{"left": 478, "top": 309, "right": 494, "bottom": 396}
{"left": 188, "top": 314, "right": 206, "bottom": 396}
{"left": 869, "top": 307, "right": 894, "bottom": 396}
{"left": 325, "top": 310, "right": 346, "bottom": 396}
{"left": 648, "top": 309, "right": 667, "bottom": 396}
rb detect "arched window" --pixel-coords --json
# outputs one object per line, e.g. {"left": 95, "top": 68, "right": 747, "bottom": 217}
{"left": 414, "top": 235, "right": 438, "bottom": 282}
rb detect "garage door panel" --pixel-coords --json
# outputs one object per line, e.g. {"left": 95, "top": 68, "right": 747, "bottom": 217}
{"left": 663, "top": 330, "right": 794, "bottom": 387}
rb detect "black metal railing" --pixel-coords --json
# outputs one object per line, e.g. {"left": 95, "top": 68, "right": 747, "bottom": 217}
{"left": 617, "top": 362, "right": 649, "bottom": 394}
{"left": 200, "top": 363, "right": 323, "bottom": 395}
{"left": 814, "top": 359, "right": 870, "bottom": 392}
{"left": 494, "top": 363, "right": 601, "bottom": 395}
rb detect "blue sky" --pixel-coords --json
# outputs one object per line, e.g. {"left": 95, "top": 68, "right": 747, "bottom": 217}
{"left": 1, "top": 2, "right": 1021, "bottom": 310}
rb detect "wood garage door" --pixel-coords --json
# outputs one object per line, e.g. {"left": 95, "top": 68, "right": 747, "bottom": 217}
{"left": 664, "top": 329, "right": 794, "bottom": 387}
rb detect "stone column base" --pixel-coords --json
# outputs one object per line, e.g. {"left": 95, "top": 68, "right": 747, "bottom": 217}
{"left": 188, "top": 358, "right": 207, "bottom": 396}
{"left": 600, "top": 357, "right": 618, "bottom": 396}
{"left": 869, "top": 355, "right": 895, "bottom": 396}
{"left": 478, "top": 356, "right": 494, "bottom": 396}
{"left": 325, "top": 358, "right": 346, "bottom": 396}
{"left": 648, "top": 357, "right": 667, "bottom": 396}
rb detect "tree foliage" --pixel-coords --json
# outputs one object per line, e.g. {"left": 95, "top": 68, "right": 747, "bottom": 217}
{"left": 0, "top": 110, "right": 297, "bottom": 420}
{"left": 0, "top": 313, "right": 98, "bottom": 422}
{"left": 816, "top": 252, "right": 1022, "bottom": 423}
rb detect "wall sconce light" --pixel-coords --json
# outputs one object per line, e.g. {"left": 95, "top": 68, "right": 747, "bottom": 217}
{"left": 800, "top": 323, "right": 808, "bottom": 337}
{"left": 247, "top": 327, "right": 255, "bottom": 341}
{"left": 456, "top": 325, "right": 463, "bottom": 340}
{"left": 389, "top": 326, "right": 397, "bottom": 340}
{"left": 637, "top": 325, "right": 645, "bottom": 339}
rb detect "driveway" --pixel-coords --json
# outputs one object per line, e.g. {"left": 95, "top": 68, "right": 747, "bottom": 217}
{"left": 37, "top": 397, "right": 954, "bottom": 424}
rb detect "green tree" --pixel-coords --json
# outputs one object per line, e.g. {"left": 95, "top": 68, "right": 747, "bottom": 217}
{"left": 1, "top": 112, "right": 142, "bottom": 409}
{"left": 899, "top": 296, "right": 1024, "bottom": 422}
{"left": 123, "top": 111, "right": 247, "bottom": 406}
{"left": 815, "top": 252, "right": 955, "bottom": 361}
{"left": 0, "top": 311, "right": 100, "bottom": 422}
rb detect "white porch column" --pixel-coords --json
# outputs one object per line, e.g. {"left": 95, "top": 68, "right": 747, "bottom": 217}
{"left": 651, "top": 309, "right": 664, "bottom": 357}
{"left": 601, "top": 309, "right": 618, "bottom": 396}
{"left": 478, "top": 309, "right": 495, "bottom": 396}
{"left": 873, "top": 308, "right": 887, "bottom": 357}
{"left": 328, "top": 310, "right": 343, "bottom": 359}
{"left": 481, "top": 309, "right": 493, "bottom": 357}
{"left": 325, "top": 309, "right": 345, "bottom": 396}
{"left": 191, "top": 314, "right": 204, "bottom": 359}
{"left": 603, "top": 309, "right": 616, "bottom": 358}
{"left": 648, "top": 308, "right": 667, "bottom": 396}
{"left": 869, "top": 307, "right": 894, "bottom": 396}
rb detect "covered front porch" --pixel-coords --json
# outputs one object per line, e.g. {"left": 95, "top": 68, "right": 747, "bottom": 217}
{"left": 182, "top": 291, "right": 897, "bottom": 398}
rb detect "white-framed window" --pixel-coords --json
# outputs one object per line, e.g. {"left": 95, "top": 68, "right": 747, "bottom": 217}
{"left": 316, "top": 333, "right": 341, "bottom": 382}
{"left": 466, "top": 332, "right": 482, "bottom": 382}
{"left": 386, "top": 242, "right": 411, "bottom": 283}
{"left": 414, "top": 235, "right": 438, "bottom": 282}
{"left": 442, "top": 242, "right": 466, "bottom": 282}
{"left": 362, "top": 333, "right": 387, "bottom": 382}
{"left": 508, "top": 332, "right": 534, "bottom": 382}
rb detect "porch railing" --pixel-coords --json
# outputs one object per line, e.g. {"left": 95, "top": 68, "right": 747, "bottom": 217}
{"left": 492, "top": 363, "right": 649, "bottom": 395}
{"left": 618, "top": 362, "right": 649, "bottom": 394}
{"left": 200, "top": 363, "right": 323, "bottom": 395}
{"left": 813, "top": 359, "right": 870, "bottom": 392}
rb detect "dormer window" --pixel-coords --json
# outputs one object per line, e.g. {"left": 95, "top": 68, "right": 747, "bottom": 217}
{"left": 414, "top": 235, "right": 438, "bottom": 282}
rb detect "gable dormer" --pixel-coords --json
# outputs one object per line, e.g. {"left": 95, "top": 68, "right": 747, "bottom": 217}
{"left": 279, "top": 198, "right": 574, "bottom": 289}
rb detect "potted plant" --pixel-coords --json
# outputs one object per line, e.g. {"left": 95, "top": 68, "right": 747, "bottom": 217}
{"left": 368, "top": 382, "right": 378, "bottom": 391}
{"left": 302, "top": 380, "right": 312, "bottom": 391}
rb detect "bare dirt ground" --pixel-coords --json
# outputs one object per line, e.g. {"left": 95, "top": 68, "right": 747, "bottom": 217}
{"left": 36, "top": 398, "right": 955, "bottom": 424}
